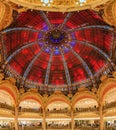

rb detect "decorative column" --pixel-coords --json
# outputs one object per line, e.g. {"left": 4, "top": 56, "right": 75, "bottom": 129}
{"left": 71, "top": 106, "right": 75, "bottom": 130}
{"left": 42, "top": 107, "right": 46, "bottom": 130}
{"left": 99, "top": 104, "right": 104, "bottom": 130}
{"left": 14, "top": 104, "right": 19, "bottom": 130}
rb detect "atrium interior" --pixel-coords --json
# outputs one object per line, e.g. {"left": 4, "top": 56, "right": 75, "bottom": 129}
{"left": 0, "top": 0, "right": 116, "bottom": 130}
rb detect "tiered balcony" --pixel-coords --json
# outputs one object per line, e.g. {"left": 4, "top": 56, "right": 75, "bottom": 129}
{"left": 18, "top": 126, "right": 42, "bottom": 130}
{"left": 74, "top": 107, "right": 99, "bottom": 118}
{"left": 0, "top": 102, "right": 15, "bottom": 111}
{"left": 74, "top": 126, "right": 99, "bottom": 130}
{"left": 19, "top": 108, "right": 42, "bottom": 114}
{"left": 0, "top": 102, "right": 15, "bottom": 116}
{"left": 105, "top": 126, "right": 116, "bottom": 130}
{"left": 0, "top": 128, "right": 14, "bottom": 130}
{"left": 46, "top": 109, "right": 71, "bottom": 117}
{"left": 18, "top": 107, "right": 43, "bottom": 118}
{"left": 74, "top": 107, "right": 99, "bottom": 113}
{"left": 103, "top": 101, "right": 116, "bottom": 110}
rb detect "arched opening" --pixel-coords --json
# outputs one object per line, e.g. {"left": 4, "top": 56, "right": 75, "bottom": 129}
{"left": 0, "top": 90, "right": 14, "bottom": 106}
{"left": 46, "top": 100, "right": 71, "bottom": 129}
{"left": 0, "top": 90, "right": 15, "bottom": 129}
{"left": 19, "top": 99, "right": 42, "bottom": 129}
{"left": 74, "top": 98, "right": 99, "bottom": 129}
{"left": 103, "top": 89, "right": 116, "bottom": 129}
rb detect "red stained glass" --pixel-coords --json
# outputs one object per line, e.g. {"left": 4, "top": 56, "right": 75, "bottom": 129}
{"left": 1, "top": 10, "right": 114, "bottom": 91}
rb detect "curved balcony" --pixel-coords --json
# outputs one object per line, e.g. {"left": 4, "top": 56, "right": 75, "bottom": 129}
{"left": 46, "top": 109, "right": 70, "bottom": 114}
{"left": 0, "top": 102, "right": 14, "bottom": 111}
{"left": 46, "top": 125, "right": 71, "bottom": 130}
{"left": 46, "top": 109, "right": 71, "bottom": 117}
{"left": 0, "top": 127, "right": 15, "bottom": 130}
{"left": 74, "top": 107, "right": 99, "bottom": 113}
{"left": 0, "top": 102, "right": 15, "bottom": 115}
{"left": 18, "top": 126, "right": 42, "bottom": 130}
{"left": 105, "top": 126, "right": 116, "bottom": 130}
{"left": 19, "top": 108, "right": 42, "bottom": 114}
{"left": 74, "top": 126, "right": 99, "bottom": 130}
{"left": 103, "top": 101, "right": 116, "bottom": 110}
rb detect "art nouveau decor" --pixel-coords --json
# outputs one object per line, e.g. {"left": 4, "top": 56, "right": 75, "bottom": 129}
{"left": 0, "top": 73, "right": 116, "bottom": 130}
{"left": 0, "top": 0, "right": 116, "bottom": 130}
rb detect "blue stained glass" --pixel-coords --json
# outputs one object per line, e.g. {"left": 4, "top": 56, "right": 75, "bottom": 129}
{"left": 38, "top": 33, "right": 42, "bottom": 38}
{"left": 43, "top": 24, "right": 49, "bottom": 31}
{"left": 64, "top": 47, "right": 69, "bottom": 53}
{"left": 38, "top": 42, "right": 43, "bottom": 47}
{"left": 54, "top": 47, "right": 60, "bottom": 55}
{"left": 70, "top": 41, "right": 76, "bottom": 47}
{"left": 45, "top": 48, "right": 50, "bottom": 53}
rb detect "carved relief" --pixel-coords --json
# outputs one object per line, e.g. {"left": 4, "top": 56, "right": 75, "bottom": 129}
{"left": 98, "top": 73, "right": 116, "bottom": 104}
{"left": 0, "top": 2, "right": 13, "bottom": 30}
{"left": 6, "top": 0, "right": 110, "bottom": 12}
{"left": 103, "top": 0, "right": 116, "bottom": 27}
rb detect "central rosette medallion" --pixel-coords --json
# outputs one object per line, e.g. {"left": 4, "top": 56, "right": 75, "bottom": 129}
{"left": 45, "top": 28, "right": 70, "bottom": 47}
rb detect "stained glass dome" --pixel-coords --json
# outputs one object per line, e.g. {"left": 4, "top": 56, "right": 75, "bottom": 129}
{"left": 0, "top": 10, "right": 115, "bottom": 94}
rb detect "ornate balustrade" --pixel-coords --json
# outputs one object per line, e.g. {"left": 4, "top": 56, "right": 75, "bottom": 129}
{"left": 19, "top": 108, "right": 42, "bottom": 113}
{"left": 74, "top": 107, "right": 99, "bottom": 113}
{"left": 74, "top": 126, "right": 99, "bottom": 130}
{"left": 18, "top": 126, "right": 42, "bottom": 130}
{"left": 19, "top": 126, "right": 42, "bottom": 130}
{"left": 103, "top": 101, "right": 116, "bottom": 110}
{"left": 0, "top": 127, "right": 15, "bottom": 130}
{"left": 0, "top": 102, "right": 15, "bottom": 111}
{"left": 105, "top": 127, "right": 116, "bottom": 130}
{"left": 46, "top": 125, "right": 71, "bottom": 129}
{"left": 46, "top": 109, "right": 70, "bottom": 114}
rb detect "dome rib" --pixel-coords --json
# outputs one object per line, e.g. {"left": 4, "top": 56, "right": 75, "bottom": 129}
{"left": 2, "top": 27, "right": 43, "bottom": 34}
{"left": 60, "top": 48, "right": 71, "bottom": 91}
{"left": 4, "top": 38, "right": 43, "bottom": 65}
{"left": 68, "top": 46, "right": 96, "bottom": 86}
{"left": 40, "top": 11, "right": 52, "bottom": 29}
{"left": 72, "top": 39, "right": 115, "bottom": 69}
{"left": 68, "top": 25, "right": 113, "bottom": 33}
{"left": 22, "top": 46, "right": 45, "bottom": 84}
{"left": 1, "top": 10, "right": 115, "bottom": 94}
{"left": 60, "top": 12, "right": 72, "bottom": 28}
{"left": 44, "top": 49, "right": 54, "bottom": 87}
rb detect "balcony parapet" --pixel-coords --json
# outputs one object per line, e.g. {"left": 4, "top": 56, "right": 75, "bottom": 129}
{"left": 74, "top": 107, "right": 99, "bottom": 113}
{"left": 103, "top": 101, "right": 116, "bottom": 110}
{"left": 19, "top": 108, "right": 42, "bottom": 115}
{"left": 0, "top": 102, "right": 15, "bottom": 111}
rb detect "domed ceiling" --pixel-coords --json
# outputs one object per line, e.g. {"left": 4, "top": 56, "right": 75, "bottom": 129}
{"left": 0, "top": 10, "right": 115, "bottom": 94}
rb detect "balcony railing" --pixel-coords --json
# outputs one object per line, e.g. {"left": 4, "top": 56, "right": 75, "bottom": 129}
{"left": 46, "top": 109, "right": 70, "bottom": 114}
{"left": 18, "top": 126, "right": 42, "bottom": 130}
{"left": 74, "top": 107, "right": 99, "bottom": 113}
{"left": 19, "top": 108, "right": 42, "bottom": 113}
{"left": 74, "top": 126, "right": 99, "bottom": 130}
{"left": 105, "top": 127, "right": 116, "bottom": 130}
{"left": 47, "top": 125, "right": 71, "bottom": 129}
{"left": 0, "top": 127, "right": 15, "bottom": 130}
{"left": 0, "top": 102, "right": 15, "bottom": 111}
{"left": 103, "top": 101, "right": 116, "bottom": 110}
